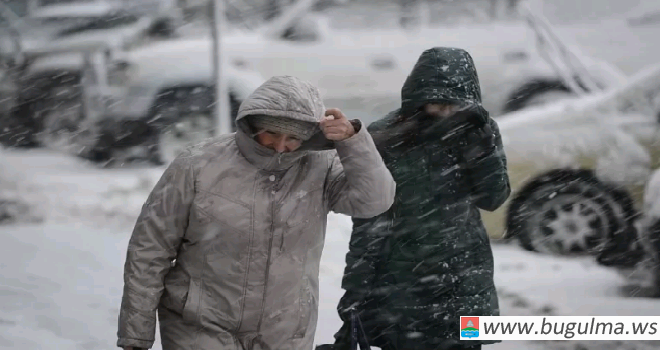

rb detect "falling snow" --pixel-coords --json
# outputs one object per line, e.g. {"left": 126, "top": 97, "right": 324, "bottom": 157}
{"left": 2, "top": 0, "right": 660, "bottom": 349}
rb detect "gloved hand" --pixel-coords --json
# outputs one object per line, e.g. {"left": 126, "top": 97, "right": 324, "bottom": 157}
{"left": 459, "top": 115, "right": 496, "bottom": 163}
{"left": 337, "top": 290, "right": 370, "bottom": 323}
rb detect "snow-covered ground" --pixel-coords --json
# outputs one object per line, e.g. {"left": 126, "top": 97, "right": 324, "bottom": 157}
{"left": 2, "top": 149, "right": 660, "bottom": 350}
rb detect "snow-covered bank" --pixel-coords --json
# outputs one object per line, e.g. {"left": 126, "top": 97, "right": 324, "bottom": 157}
{"left": 0, "top": 148, "right": 164, "bottom": 228}
{"left": 0, "top": 223, "right": 131, "bottom": 349}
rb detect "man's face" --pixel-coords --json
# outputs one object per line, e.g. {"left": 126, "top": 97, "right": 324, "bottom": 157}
{"left": 255, "top": 130, "right": 303, "bottom": 153}
{"left": 424, "top": 103, "right": 461, "bottom": 118}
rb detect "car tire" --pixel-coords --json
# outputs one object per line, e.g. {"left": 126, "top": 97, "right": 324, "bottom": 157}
{"left": 503, "top": 79, "right": 574, "bottom": 113}
{"left": 505, "top": 168, "right": 638, "bottom": 256}
{"left": 36, "top": 99, "right": 89, "bottom": 153}
{"left": 149, "top": 19, "right": 177, "bottom": 38}
{"left": 0, "top": 107, "right": 40, "bottom": 148}
{"left": 633, "top": 218, "right": 660, "bottom": 291}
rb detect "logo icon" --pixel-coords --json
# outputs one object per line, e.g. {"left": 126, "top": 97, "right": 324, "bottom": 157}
{"left": 460, "top": 317, "right": 479, "bottom": 338}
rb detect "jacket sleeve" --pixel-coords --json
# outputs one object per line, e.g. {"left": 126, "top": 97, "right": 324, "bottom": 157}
{"left": 117, "top": 149, "right": 196, "bottom": 349}
{"left": 465, "top": 118, "right": 511, "bottom": 211}
{"left": 324, "top": 121, "right": 396, "bottom": 218}
{"left": 341, "top": 214, "right": 390, "bottom": 293}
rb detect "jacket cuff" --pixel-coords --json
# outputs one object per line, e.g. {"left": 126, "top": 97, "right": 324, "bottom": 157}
{"left": 334, "top": 121, "right": 381, "bottom": 166}
{"left": 117, "top": 338, "right": 154, "bottom": 349}
{"left": 349, "top": 119, "right": 363, "bottom": 133}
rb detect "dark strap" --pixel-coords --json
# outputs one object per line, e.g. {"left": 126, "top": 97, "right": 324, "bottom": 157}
{"left": 351, "top": 310, "right": 370, "bottom": 350}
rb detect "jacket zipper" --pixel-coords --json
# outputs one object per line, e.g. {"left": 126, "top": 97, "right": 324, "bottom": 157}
{"left": 256, "top": 176, "right": 277, "bottom": 333}
{"left": 276, "top": 153, "right": 284, "bottom": 252}
{"left": 257, "top": 154, "right": 282, "bottom": 332}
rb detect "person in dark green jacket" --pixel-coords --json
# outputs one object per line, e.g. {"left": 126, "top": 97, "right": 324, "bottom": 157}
{"left": 317, "top": 47, "right": 511, "bottom": 350}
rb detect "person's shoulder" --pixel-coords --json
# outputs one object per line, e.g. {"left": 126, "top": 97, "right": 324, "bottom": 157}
{"left": 174, "top": 134, "right": 237, "bottom": 169}
{"left": 367, "top": 109, "right": 400, "bottom": 134}
{"left": 365, "top": 109, "right": 401, "bottom": 154}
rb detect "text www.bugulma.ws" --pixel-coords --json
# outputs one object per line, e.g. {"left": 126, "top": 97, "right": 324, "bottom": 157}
{"left": 483, "top": 317, "right": 658, "bottom": 339}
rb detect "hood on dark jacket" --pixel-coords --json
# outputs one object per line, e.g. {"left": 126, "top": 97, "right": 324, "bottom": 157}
{"left": 400, "top": 47, "right": 484, "bottom": 120}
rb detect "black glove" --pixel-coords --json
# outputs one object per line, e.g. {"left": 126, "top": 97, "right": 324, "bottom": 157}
{"left": 337, "top": 290, "right": 369, "bottom": 323}
{"left": 460, "top": 115, "right": 496, "bottom": 163}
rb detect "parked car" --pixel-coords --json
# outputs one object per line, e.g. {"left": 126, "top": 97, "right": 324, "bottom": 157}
{"left": 484, "top": 63, "right": 660, "bottom": 292}
{"left": 112, "top": 0, "right": 185, "bottom": 37}
{"left": 192, "top": 0, "right": 659, "bottom": 118}
{"left": 84, "top": 39, "right": 266, "bottom": 165}
{"left": 490, "top": 62, "right": 660, "bottom": 269}
{"left": 0, "top": 0, "right": 157, "bottom": 148}
{"left": 478, "top": 0, "right": 660, "bottom": 257}
{"left": 77, "top": 0, "right": 659, "bottom": 165}
{"left": 26, "top": 0, "right": 183, "bottom": 38}
{"left": 1, "top": 0, "right": 155, "bottom": 53}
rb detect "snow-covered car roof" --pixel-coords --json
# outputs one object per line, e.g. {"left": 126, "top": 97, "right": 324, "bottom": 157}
{"left": 537, "top": 0, "right": 658, "bottom": 24}
{"left": 498, "top": 62, "right": 660, "bottom": 167}
{"left": 109, "top": 37, "right": 266, "bottom": 118}
{"left": 124, "top": 35, "right": 265, "bottom": 85}
{"left": 30, "top": 3, "right": 118, "bottom": 19}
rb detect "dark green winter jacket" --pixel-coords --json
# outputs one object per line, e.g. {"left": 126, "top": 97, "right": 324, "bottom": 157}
{"left": 335, "top": 47, "right": 511, "bottom": 350}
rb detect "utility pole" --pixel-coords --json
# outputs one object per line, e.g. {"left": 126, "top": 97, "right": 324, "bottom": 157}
{"left": 211, "top": 0, "right": 231, "bottom": 136}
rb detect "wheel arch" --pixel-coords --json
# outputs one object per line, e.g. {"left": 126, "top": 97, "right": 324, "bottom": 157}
{"left": 502, "top": 78, "right": 573, "bottom": 114}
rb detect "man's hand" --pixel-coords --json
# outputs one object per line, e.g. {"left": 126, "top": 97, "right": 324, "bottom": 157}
{"left": 320, "top": 108, "right": 356, "bottom": 141}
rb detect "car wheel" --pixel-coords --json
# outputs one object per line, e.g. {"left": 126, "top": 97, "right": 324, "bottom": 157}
{"left": 503, "top": 79, "right": 575, "bottom": 113}
{"left": 149, "top": 19, "right": 177, "bottom": 38}
{"left": 36, "top": 99, "right": 98, "bottom": 156}
{"left": 0, "top": 109, "right": 40, "bottom": 148}
{"left": 505, "top": 168, "right": 638, "bottom": 256}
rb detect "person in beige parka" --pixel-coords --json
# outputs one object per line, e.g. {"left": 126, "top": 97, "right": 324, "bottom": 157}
{"left": 116, "top": 75, "right": 396, "bottom": 350}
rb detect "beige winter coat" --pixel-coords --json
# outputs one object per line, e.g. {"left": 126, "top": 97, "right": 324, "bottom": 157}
{"left": 117, "top": 76, "right": 396, "bottom": 350}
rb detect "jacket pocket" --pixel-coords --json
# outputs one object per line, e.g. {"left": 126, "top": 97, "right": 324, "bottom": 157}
{"left": 285, "top": 188, "right": 323, "bottom": 228}
{"left": 293, "top": 276, "right": 313, "bottom": 338}
{"left": 182, "top": 278, "right": 202, "bottom": 324}
{"left": 161, "top": 274, "right": 191, "bottom": 315}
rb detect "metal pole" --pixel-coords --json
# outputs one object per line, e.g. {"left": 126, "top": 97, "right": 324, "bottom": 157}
{"left": 211, "top": 0, "right": 231, "bottom": 136}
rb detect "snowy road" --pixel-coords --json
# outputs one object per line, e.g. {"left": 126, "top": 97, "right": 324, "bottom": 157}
{"left": 1, "top": 149, "right": 660, "bottom": 350}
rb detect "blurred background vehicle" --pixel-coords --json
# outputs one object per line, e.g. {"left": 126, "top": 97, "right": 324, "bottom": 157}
{"left": 476, "top": 0, "right": 660, "bottom": 291}
{"left": 173, "top": 0, "right": 658, "bottom": 119}
{"left": 89, "top": 41, "right": 265, "bottom": 165}
{"left": 26, "top": 0, "right": 183, "bottom": 38}
{"left": 494, "top": 63, "right": 660, "bottom": 292}
{"left": 0, "top": 0, "right": 178, "bottom": 149}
